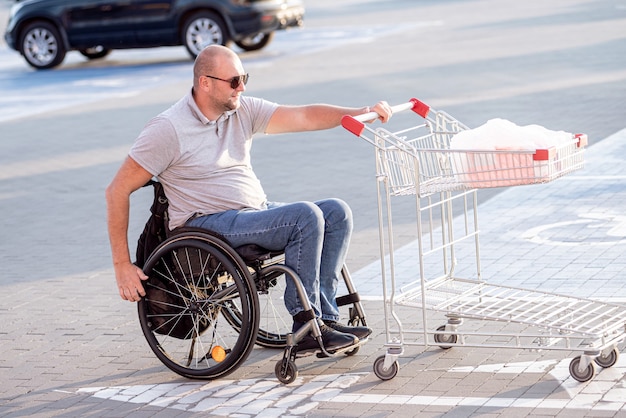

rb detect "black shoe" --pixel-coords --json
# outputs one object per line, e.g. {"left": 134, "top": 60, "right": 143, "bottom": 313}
{"left": 295, "top": 323, "right": 358, "bottom": 353}
{"left": 324, "top": 320, "right": 372, "bottom": 340}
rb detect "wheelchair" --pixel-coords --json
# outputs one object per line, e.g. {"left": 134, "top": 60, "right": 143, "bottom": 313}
{"left": 137, "top": 225, "right": 368, "bottom": 384}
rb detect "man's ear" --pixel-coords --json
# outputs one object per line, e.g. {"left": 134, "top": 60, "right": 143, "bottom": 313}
{"left": 197, "top": 76, "right": 210, "bottom": 92}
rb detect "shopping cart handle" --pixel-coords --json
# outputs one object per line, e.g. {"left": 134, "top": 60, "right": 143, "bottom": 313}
{"left": 341, "top": 98, "right": 430, "bottom": 136}
{"left": 574, "top": 133, "right": 588, "bottom": 148}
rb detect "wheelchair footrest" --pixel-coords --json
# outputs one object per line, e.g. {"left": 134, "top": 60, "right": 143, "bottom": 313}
{"left": 336, "top": 292, "right": 360, "bottom": 306}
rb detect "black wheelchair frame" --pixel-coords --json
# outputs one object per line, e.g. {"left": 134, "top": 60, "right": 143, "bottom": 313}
{"left": 137, "top": 226, "right": 368, "bottom": 384}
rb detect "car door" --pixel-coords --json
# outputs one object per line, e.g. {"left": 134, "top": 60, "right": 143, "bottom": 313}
{"left": 64, "top": 0, "right": 138, "bottom": 48}
{"left": 132, "top": 0, "right": 178, "bottom": 46}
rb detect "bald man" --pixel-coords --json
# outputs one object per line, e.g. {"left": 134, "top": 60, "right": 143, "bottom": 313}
{"left": 106, "top": 45, "right": 391, "bottom": 353}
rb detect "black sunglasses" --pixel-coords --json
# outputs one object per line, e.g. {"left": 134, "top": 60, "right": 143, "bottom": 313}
{"left": 204, "top": 73, "right": 249, "bottom": 89}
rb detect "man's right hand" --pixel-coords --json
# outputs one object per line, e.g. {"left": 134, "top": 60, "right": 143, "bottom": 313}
{"left": 114, "top": 261, "right": 149, "bottom": 302}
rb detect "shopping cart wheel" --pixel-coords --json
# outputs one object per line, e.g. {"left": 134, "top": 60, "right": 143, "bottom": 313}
{"left": 275, "top": 359, "right": 298, "bottom": 384}
{"left": 373, "top": 355, "right": 398, "bottom": 380}
{"left": 569, "top": 356, "right": 595, "bottom": 382}
{"left": 434, "top": 325, "right": 457, "bottom": 349}
{"left": 594, "top": 348, "right": 619, "bottom": 368}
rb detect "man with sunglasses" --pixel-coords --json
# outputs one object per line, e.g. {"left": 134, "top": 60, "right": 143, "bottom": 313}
{"left": 106, "top": 45, "right": 392, "bottom": 353}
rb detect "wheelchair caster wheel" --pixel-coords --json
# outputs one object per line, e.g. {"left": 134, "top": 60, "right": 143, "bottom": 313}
{"left": 345, "top": 345, "right": 360, "bottom": 356}
{"left": 373, "top": 355, "right": 398, "bottom": 381}
{"left": 275, "top": 359, "right": 298, "bottom": 384}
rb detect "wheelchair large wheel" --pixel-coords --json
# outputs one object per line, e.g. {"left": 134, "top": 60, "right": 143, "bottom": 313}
{"left": 138, "top": 236, "right": 259, "bottom": 379}
{"left": 222, "top": 270, "right": 291, "bottom": 348}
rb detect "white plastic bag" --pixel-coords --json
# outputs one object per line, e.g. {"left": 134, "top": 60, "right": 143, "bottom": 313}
{"left": 449, "top": 119, "right": 574, "bottom": 187}
{"left": 450, "top": 118, "right": 572, "bottom": 150}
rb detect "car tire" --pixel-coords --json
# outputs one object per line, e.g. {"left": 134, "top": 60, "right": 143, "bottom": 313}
{"left": 79, "top": 46, "right": 111, "bottom": 60}
{"left": 19, "top": 21, "right": 66, "bottom": 70}
{"left": 183, "top": 11, "right": 229, "bottom": 58}
{"left": 235, "top": 32, "right": 274, "bottom": 52}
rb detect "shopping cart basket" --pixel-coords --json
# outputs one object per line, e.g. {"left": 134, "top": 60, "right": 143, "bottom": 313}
{"left": 341, "top": 98, "right": 625, "bottom": 382}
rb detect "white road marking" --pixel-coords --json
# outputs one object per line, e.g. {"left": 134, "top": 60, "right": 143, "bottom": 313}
{"left": 78, "top": 373, "right": 366, "bottom": 416}
{"left": 0, "top": 145, "right": 130, "bottom": 180}
{"left": 522, "top": 211, "right": 626, "bottom": 246}
{"left": 76, "top": 356, "right": 626, "bottom": 414}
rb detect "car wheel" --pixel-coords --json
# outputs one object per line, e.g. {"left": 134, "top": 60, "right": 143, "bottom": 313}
{"left": 183, "top": 11, "right": 228, "bottom": 58}
{"left": 79, "top": 46, "right": 111, "bottom": 60}
{"left": 19, "top": 21, "right": 66, "bottom": 70}
{"left": 235, "top": 32, "right": 274, "bottom": 52}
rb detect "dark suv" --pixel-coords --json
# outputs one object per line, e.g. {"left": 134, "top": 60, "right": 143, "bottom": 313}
{"left": 4, "top": 0, "right": 304, "bottom": 70}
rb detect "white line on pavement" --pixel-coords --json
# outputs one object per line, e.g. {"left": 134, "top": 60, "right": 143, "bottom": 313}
{"left": 76, "top": 357, "right": 626, "bottom": 414}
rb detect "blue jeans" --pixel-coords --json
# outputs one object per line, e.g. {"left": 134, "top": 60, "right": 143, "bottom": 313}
{"left": 186, "top": 199, "right": 353, "bottom": 322}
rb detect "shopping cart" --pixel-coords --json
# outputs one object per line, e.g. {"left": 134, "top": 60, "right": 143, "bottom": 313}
{"left": 341, "top": 99, "right": 625, "bottom": 382}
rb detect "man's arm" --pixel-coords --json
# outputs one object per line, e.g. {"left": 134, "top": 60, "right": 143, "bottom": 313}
{"left": 265, "top": 101, "right": 392, "bottom": 134}
{"left": 105, "top": 156, "right": 154, "bottom": 302}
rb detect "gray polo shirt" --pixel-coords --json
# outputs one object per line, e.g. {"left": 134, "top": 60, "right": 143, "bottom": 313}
{"left": 130, "top": 91, "right": 278, "bottom": 229}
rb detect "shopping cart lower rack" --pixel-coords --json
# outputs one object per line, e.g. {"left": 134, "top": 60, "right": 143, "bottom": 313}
{"left": 341, "top": 98, "right": 626, "bottom": 382}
